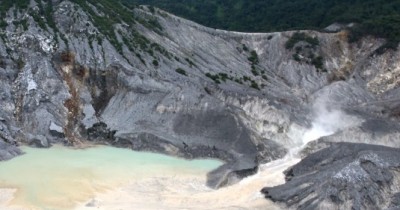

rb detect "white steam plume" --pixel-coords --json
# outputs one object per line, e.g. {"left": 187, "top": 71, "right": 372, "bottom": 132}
{"left": 301, "top": 95, "right": 361, "bottom": 145}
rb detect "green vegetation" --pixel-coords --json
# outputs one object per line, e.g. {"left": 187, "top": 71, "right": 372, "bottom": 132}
{"left": 122, "top": 0, "right": 400, "bottom": 49}
{"left": 175, "top": 68, "right": 187, "bottom": 76}
{"left": 262, "top": 75, "right": 268, "bottom": 81}
{"left": 286, "top": 32, "right": 325, "bottom": 70}
{"left": 292, "top": 48, "right": 326, "bottom": 71}
{"left": 135, "top": 53, "right": 146, "bottom": 65}
{"left": 247, "top": 50, "right": 265, "bottom": 77}
{"left": 0, "top": 20, "right": 7, "bottom": 29}
{"left": 242, "top": 44, "right": 249, "bottom": 52}
{"left": 0, "top": 0, "right": 29, "bottom": 30}
{"left": 70, "top": 0, "right": 131, "bottom": 53}
{"left": 0, "top": 58, "right": 5, "bottom": 68}
{"left": 146, "top": 18, "right": 163, "bottom": 32}
{"left": 0, "top": 0, "right": 29, "bottom": 17}
{"left": 248, "top": 50, "right": 259, "bottom": 64}
{"left": 13, "top": 19, "right": 28, "bottom": 31}
{"left": 349, "top": 15, "right": 400, "bottom": 52}
{"left": 185, "top": 58, "right": 196, "bottom": 68}
{"left": 150, "top": 43, "right": 172, "bottom": 59}
{"left": 205, "top": 72, "right": 239, "bottom": 84}
{"left": 16, "top": 57, "right": 25, "bottom": 69}
{"left": 292, "top": 53, "right": 301, "bottom": 62}
{"left": 311, "top": 56, "right": 324, "bottom": 70}
{"left": 205, "top": 72, "right": 222, "bottom": 84}
{"left": 205, "top": 72, "right": 262, "bottom": 90}
{"left": 285, "top": 32, "right": 319, "bottom": 49}
{"left": 250, "top": 80, "right": 260, "bottom": 90}
{"left": 2, "top": 0, "right": 397, "bottom": 60}
{"left": 34, "top": 0, "right": 57, "bottom": 32}
{"left": 0, "top": 0, "right": 58, "bottom": 33}
{"left": 69, "top": 0, "right": 167, "bottom": 56}
{"left": 1, "top": 0, "right": 399, "bottom": 54}
{"left": 251, "top": 68, "right": 259, "bottom": 76}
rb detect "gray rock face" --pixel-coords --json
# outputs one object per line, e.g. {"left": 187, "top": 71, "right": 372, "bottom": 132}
{"left": 388, "top": 193, "right": 400, "bottom": 210}
{"left": 49, "top": 122, "right": 64, "bottom": 138}
{"left": 261, "top": 143, "right": 400, "bottom": 210}
{"left": 27, "top": 135, "right": 50, "bottom": 148}
{"left": 0, "top": 141, "right": 23, "bottom": 161}
{"left": 0, "top": 0, "right": 398, "bottom": 197}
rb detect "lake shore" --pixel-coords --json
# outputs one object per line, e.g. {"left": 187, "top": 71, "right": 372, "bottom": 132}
{"left": 0, "top": 145, "right": 297, "bottom": 210}
{"left": 0, "top": 146, "right": 222, "bottom": 210}
{"left": 0, "top": 188, "right": 27, "bottom": 210}
{"left": 74, "top": 159, "right": 299, "bottom": 210}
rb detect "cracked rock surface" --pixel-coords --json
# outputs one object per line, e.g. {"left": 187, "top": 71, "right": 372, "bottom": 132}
{"left": 262, "top": 143, "right": 400, "bottom": 210}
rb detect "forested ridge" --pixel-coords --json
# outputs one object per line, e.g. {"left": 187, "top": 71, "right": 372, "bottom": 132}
{"left": 1, "top": 0, "right": 399, "bottom": 49}
{"left": 122, "top": 0, "right": 400, "bottom": 49}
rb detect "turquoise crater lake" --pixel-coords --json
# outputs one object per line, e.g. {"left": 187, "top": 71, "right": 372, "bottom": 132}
{"left": 0, "top": 145, "right": 222, "bottom": 210}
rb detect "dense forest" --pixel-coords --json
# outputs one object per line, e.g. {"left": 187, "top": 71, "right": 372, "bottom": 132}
{"left": 122, "top": 0, "right": 400, "bottom": 49}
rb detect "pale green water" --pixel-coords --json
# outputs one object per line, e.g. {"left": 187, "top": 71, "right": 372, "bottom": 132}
{"left": 0, "top": 145, "right": 222, "bottom": 210}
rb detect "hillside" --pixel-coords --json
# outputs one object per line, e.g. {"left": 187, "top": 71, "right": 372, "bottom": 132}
{"left": 0, "top": 0, "right": 399, "bottom": 209}
{"left": 123, "top": 0, "right": 400, "bottom": 49}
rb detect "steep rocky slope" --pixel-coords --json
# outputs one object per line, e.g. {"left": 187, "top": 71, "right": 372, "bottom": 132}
{"left": 0, "top": 0, "right": 399, "bottom": 205}
{"left": 262, "top": 143, "right": 400, "bottom": 210}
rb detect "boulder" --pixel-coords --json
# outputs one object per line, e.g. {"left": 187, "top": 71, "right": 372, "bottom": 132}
{"left": 28, "top": 135, "right": 50, "bottom": 148}
{"left": 49, "top": 122, "right": 65, "bottom": 138}
{"left": 0, "top": 141, "right": 23, "bottom": 161}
